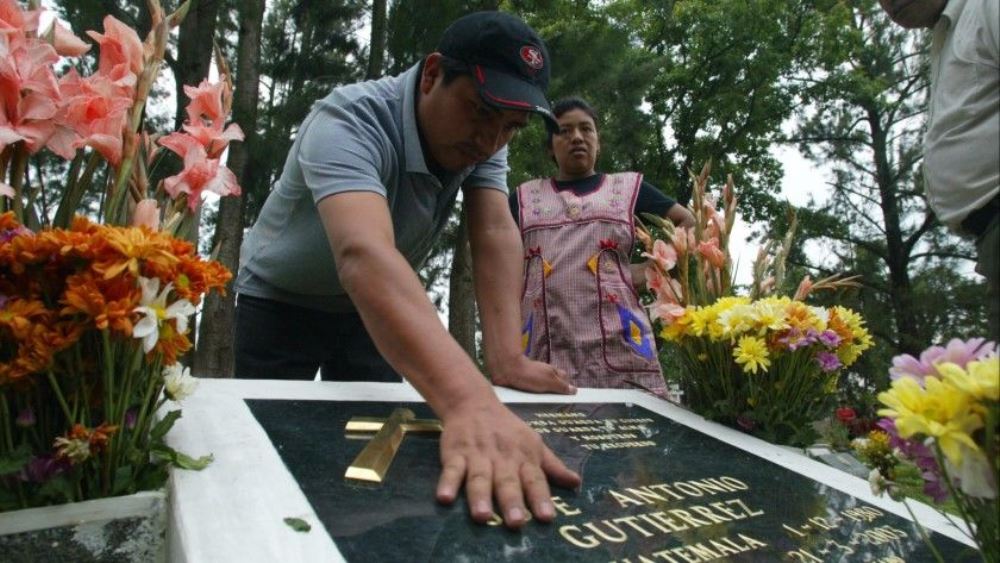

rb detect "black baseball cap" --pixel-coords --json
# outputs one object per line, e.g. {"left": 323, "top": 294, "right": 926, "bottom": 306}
{"left": 437, "top": 12, "right": 555, "bottom": 128}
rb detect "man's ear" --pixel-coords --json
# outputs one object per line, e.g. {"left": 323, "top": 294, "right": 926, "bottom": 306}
{"left": 420, "top": 53, "right": 443, "bottom": 95}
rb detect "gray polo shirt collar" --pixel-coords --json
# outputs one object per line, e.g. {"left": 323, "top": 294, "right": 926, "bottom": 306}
{"left": 402, "top": 63, "right": 432, "bottom": 176}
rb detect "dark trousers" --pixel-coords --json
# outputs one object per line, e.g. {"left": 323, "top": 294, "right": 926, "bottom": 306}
{"left": 975, "top": 215, "right": 999, "bottom": 342}
{"left": 234, "top": 294, "right": 401, "bottom": 382}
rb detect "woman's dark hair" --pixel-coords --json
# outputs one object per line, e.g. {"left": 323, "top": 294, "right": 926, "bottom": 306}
{"left": 545, "top": 97, "right": 600, "bottom": 149}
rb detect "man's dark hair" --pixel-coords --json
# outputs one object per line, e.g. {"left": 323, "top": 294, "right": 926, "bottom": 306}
{"left": 545, "top": 96, "right": 600, "bottom": 149}
{"left": 439, "top": 55, "right": 473, "bottom": 86}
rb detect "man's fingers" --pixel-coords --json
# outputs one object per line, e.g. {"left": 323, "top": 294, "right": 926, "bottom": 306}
{"left": 436, "top": 456, "right": 467, "bottom": 504}
{"left": 540, "top": 446, "right": 582, "bottom": 489}
{"left": 520, "top": 463, "right": 556, "bottom": 523}
{"left": 493, "top": 462, "right": 528, "bottom": 528}
{"left": 464, "top": 458, "right": 495, "bottom": 523}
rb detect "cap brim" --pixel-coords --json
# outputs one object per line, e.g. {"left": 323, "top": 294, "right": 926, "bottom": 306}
{"left": 473, "top": 64, "right": 556, "bottom": 131}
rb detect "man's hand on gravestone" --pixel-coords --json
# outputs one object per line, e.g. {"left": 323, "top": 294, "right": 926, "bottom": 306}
{"left": 491, "top": 356, "right": 577, "bottom": 395}
{"left": 435, "top": 400, "right": 582, "bottom": 529}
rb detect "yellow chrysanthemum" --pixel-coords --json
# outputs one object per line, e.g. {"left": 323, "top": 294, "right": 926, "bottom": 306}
{"left": 937, "top": 359, "right": 1000, "bottom": 402}
{"left": 734, "top": 335, "right": 770, "bottom": 374}
{"left": 750, "top": 298, "right": 789, "bottom": 334}
{"left": 878, "top": 376, "right": 983, "bottom": 468}
{"left": 659, "top": 309, "right": 694, "bottom": 341}
{"left": 717, "top": 303, "right": 755, "bottom": 338}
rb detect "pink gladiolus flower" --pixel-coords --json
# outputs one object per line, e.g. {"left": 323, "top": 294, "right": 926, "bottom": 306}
{"left": 649, "top": 300, "right": 686, "bottom": 323}
{"left": 793, "top": 276, "right": 813, "bottom": 301}
{"left": 0, "top": 181, "right": 13, "bottom": 197}
{"left": 758, "top": 276, "right": 776, "bottom": 295}
{"left": 671, "top": 226, "right": 692, "bottom": 255}
{"left": 86, "top": 16, "right": 143, "bottom": 79}
{"left": 132, "top": 198, "right": 160, "bottom": 230}
{"left": 183, "top": 80, "right": 227, "bottom": 124}
{"left": 47, "top": 20, "right": 91, "bottom": 57}
{"left": 158, "top": 131, "right": 201, "bottom": 159}
{"left": 0, "top": 92, "right": 57, "bottom": 152}
{"left": 47, "top": 71, "right": 133, "bottom": 163}
{"left": 0, "top": 0, "right": 39, "bottom": 38}
{"left": 697, "top": 239, "right": 726, "bottom": 269}
{"left": 163, "top": 143, "right": 241, "bottom": 211}
{"left": 173, "top": 80, "right": 244, "bottom": 158}
{"left": 181, "top": 121, "right": 244, "bottom": 159}
{"left": 643, "top": 239, "right": 677, "bottom": 272}
{"left": 645, "top": 265, "right": 666, "bottom": 295}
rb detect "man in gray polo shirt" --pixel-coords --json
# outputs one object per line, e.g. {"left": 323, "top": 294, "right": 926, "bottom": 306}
{"left": 235, "top": 12, "right": 579, "bottom": 528}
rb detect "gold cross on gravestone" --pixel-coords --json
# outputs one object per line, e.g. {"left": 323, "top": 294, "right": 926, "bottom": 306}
{"left": 344, "top": 408, "right": 442, "bottom": 483}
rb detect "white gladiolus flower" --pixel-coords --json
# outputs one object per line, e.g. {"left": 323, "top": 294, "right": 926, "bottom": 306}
{"left": 163, "top": 363, "right": 198, "bottom": 402}
{"left": 133, "top": 276, "right": 195, "bottom": 353}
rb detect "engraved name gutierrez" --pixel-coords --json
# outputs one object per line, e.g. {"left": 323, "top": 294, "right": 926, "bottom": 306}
{"left": 551, "top": 476, "right": 769, "bottom": 562}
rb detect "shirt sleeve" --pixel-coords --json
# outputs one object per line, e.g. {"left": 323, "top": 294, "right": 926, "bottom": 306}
{"left": 634, "top": 180, "right": 677, "bottom": 217}
{"left": 295, "top": 103, "right": 392, "bottom": 203}
{"left": 463, "top": 145, "right": 511, "bottom": 194}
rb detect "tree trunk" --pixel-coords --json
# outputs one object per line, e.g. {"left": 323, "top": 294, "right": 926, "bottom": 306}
{"left": 193, "top": 0, "right": 266, "bottom": 378}
{"left": 173, "top": 0, "right": 222, "bottom": 130}
{"left": 448, "top": 204, "right": 477, "bottom": 359}
{"left": 366, "top": 0, "right": 387, "bottom": 80}
{"left": 869, "top": 108, "right": 921, "bottom": 355}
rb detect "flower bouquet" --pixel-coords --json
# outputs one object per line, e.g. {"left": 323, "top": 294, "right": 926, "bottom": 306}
{"left": 638, "top": 164, "right": 872, "bottom": 446}
{"left": 867, "top": 339, "right": 998, "bottom": 562}
{"left": 0, "top": 0, "right": 241, "bottom": 511}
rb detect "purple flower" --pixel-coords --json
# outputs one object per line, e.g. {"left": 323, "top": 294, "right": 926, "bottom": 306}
{"left": 0, "top": 294, "right": 7, "bottom": 310}
{"left": 816, "top": 351, "right": 842, "bottom": 372}
{"left": 935, "top": 338, "right": 996, "bottom": 367}
{"left": 124, "top": 408, "right": 138, "bottom": 430}
{"left": 890, "top": 338, "right": 997, "bottom": 382}
{"left": 877, "top": 419, "right": 950, "bottom": 503}
{"left": 779, "top": 329, "right": 810, "bottom": 351}
{"left": 20, "top": 455, "right": 68, "bottom": 484}
{"left": 736, "top": 415, "right": 755, "bottom": 431}
{"left": 15, "top": 407, "right": 35, "bottom": 428}
{"left": 0, "top": 226, "right": 30, "bottom": 243}
{"left": 818, "top": 330, "right": 841, "bottom": 348}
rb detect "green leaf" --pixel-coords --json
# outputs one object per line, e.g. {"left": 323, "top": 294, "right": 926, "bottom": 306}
{"left": 151, "top": 444, "right": 213, "bottom": 470}
{"left": 0, "top": 444, "right": 31, "bottom": 475}
{"left": 111, "top": 465, "right": 135, "bottom": 496}
{"left": 171, "top": 450, "right": 213, "bottom": 470}
{"left": 284, "top": 517, "right": 311, "bottom": 533}
{"left": 134, "top": 463, "right": 170, "bottom": 492}
{"left": 150, "top": 410, "right": 182, "bottom": 442}
{"left": 38, "top": 475, "right": 75, "bottom": 504}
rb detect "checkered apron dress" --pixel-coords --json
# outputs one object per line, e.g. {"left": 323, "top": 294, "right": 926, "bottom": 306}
{"left": 516, "top": 172, "right": 665, "bottom": 394}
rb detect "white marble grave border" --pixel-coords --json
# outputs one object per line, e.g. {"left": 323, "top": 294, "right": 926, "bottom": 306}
{"left": 165, "top": 380, "right": 976, "bottom": 563}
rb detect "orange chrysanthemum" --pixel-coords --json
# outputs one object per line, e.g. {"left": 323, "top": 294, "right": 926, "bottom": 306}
{"left": 91, "top": 224, "right": 179, "bottom": 280}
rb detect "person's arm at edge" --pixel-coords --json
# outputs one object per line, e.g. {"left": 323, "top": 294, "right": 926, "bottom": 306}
{"left": 464, "top": 186, "right": 575, "bottom": 394}
{"left": 317, "top": 192, "right": 580, "bottom": 528}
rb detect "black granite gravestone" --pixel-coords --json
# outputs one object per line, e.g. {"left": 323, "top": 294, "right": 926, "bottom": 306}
{"left": 246, "top": 400, "right": 981, "bottom": 562}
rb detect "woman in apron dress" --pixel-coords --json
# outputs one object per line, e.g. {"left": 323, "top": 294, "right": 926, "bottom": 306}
{"left": 509, "top": 97, "right": 694, "bottom": 394}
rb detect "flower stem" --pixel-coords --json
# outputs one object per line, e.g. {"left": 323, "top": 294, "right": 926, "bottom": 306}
{"left": 901, "top": 498, "right": 946, "bottom": 563}
{"left": 0, "top": 392, "right": 14, "bottom": 453}
{"left": 45, "top": 370, "right": 73, "bottom": 424}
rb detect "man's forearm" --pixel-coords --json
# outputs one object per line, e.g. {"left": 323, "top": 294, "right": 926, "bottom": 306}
{"left": 337, "top": 241, "right": 495, "bottom": 419}
{"left": 469, "top": 219, "right": 525, "bottom": 372}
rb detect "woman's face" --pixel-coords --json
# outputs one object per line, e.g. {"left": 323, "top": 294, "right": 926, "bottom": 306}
{"left": 550, "top": 108, "right": 599, "bottom": 180}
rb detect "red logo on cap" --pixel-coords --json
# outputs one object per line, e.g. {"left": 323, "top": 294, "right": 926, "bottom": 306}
{"left": 520, "top": 46, "right": 544, "bottom": 70}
